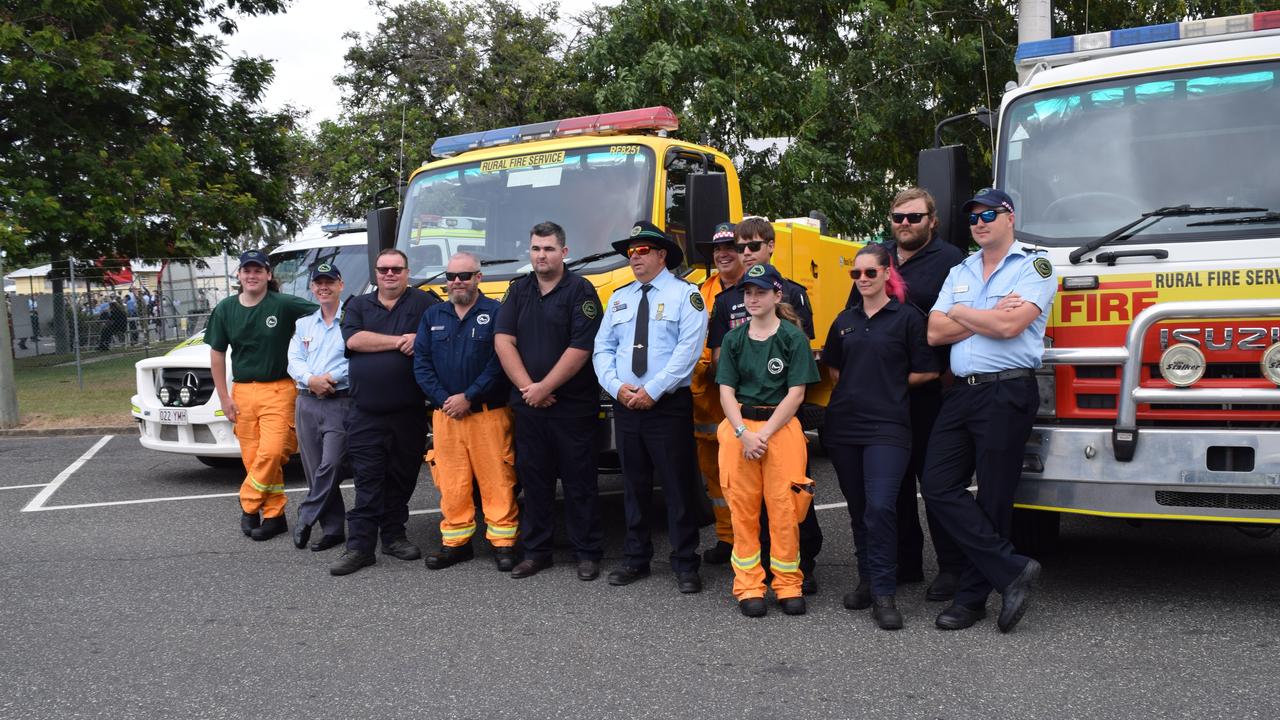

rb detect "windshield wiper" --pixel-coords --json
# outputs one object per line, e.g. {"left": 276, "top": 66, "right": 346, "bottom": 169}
{"left": 415, "top": 257, "right": 520, "bottom": 286}
{"left": 565, "top": 250, "right": 621, "bottom": 271}
{"left": 1068, "top": 205, "right": 1267, "bottom": 264}
{"left": 1187, "top": 211, "right": 1280, "bottom": 228}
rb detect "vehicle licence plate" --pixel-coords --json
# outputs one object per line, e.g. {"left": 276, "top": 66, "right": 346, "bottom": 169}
{"left": 158, "top": 408, "right": 189, "bottom": 425}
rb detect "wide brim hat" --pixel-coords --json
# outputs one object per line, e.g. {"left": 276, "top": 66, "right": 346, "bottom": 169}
{"left": 611, "top": 221, "right": 684, "bottom": 270}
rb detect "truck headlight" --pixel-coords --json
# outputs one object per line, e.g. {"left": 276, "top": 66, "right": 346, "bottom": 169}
{"left": 1159, "top": 343, "right": 1206, "bottom": 387}
{"left": 1262, "top": 343, "right": 1280, "bottom": 386}
{"left": 158, "top": 385, "right": 175, "bottom": 405}
{"left": 178, "top": 385, "right": 195, "bottom": 406}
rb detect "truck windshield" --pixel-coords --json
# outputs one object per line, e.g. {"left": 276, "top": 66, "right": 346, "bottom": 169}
{"left": 999, "top": 61, "right": 1280, "bottom": 246}
{"left": 270, "top": 240, "right": 371, "bottom": 303}
{"left": 397, "top": 144, "right": 654, "bottom": 280}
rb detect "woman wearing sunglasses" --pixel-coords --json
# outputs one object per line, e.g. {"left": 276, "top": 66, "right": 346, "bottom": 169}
{"left": 715, "top": 263, "right": 820, "bottom": 617}
{"left": 821, "top": 244, "right": 938, "bottom": 629}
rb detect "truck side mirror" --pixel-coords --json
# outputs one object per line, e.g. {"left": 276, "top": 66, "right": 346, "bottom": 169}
{"left": 366, "top": 206, "right": 398, "bottom": 281}
{"left": 685, "top": 173, "right": 730, "bottom": 265}
{"left": 918, "top": 145, "right": 972, "bottom": 251}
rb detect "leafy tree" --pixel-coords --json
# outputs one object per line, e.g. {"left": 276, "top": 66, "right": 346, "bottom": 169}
{"left": 0, "top": 0, "right": 304, "bottom": 265}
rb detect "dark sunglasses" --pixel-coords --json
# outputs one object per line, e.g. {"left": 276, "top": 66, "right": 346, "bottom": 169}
{"left": 890, "top": 212, "right": 929, "bottom": 224}
{"left": 444, "top": 271, "right": 477, "bottom": 281}
{"left": 735, "top": 241, "right": 765, "bottom": 253}
{"left": 849, "top": 268, "right": 880, "bottom": 280}
{"left": 626, "top": 245, "right": 655, "bottom": 257}
{"left": 968, "top": 208, "right": 1010, "bottom": 225}
{"left": 375, "top": 266, "right": 407, "bottom": 275}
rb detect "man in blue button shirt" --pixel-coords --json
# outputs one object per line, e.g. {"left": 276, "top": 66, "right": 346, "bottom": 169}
{"left": 922, "top": 188, "right": 1057, "bottom": 633}
{"left": 414, "top": 252, "right": 518, "bottom": 573}
{"left": 287, "top": 263, "right": 351, "bottom": 552}
{"left": 594, "top": 221, "right": 709, "bottom": 594}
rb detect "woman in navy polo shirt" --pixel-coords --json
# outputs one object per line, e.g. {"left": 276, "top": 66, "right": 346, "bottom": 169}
{"left": 822, "top": 244, "right": 939, "bottom": 630}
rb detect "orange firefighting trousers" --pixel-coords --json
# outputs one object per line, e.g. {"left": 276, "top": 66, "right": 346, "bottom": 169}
{"left": 717, "top": 416, "right": 813, "bottom": 600}
{"left": 695, "top": 435, "right": 733, "bottom": 544}
{"left": 231, "top": 378, "right": 298, "bottom": 519}
{"left": 426, "top": 405, "right": 519, "bottom": 547}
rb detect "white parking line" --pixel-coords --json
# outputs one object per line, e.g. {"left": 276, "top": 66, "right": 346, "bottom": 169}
{"left": 26, "top": 482, "right": 358, "bottom": 513}
{"left": 23, "top": 435, "right": 114, "bottom": 512}
{"left": 0, "top": 483, "right": 51, "bottom": 491}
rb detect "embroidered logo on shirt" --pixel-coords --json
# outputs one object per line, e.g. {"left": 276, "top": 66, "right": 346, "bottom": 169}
{"left": 476, "top": 313, "right": 491, "bottom": 325}
{"left": 1033, "top": 257, "right": 1053, "bottom": 278}
{"left": 582, "top": 300, "right": 598, "bottom": 319}
{"left": 767, "top": 358, "right": 785, "bottom": 375}
{"left": 690, "top": 292, "right": 704, "bottom": 312}
{"left": 265, "top": 315, "right": 278, "bottom": 328}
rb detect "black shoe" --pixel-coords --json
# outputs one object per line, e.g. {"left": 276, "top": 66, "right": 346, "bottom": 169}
{"left": 926, "top": 571, "right": 959, "bottom": 602}
{"left": 329, "top": 549, "right": 376, "bottom": 576}
{"left": 310, "top": 534, "right": 344, "bottom": 552}
{"left": 935, "top": 603, "right": 987, "bottom": 630}
{"left": 381, "top": 538, "right": 422, "bottom": 561}
{"left": 424, "top": 543, "right": 473, "bottom": 570}
{"left": 780, "top": 597, "right": 807, "bottom": 616}
{"left": 250, "top": 515, "right": 287, "bottom": 541}
{"left": 292, "top": 522, "right": 312, "bottom": 549}
{"left": 702, "top": 541, "right": 732, "bottom": 565}
{"left": 843, "top": 579, "right": 871, "bottom": 610}
{"left": 577, "top": 559, "right": 600, "bottom": 581}
{"left": 511, "top": 557, "right": 552, "bottom": 579}
{"left": 739, "top": 598, "right": 767, "bottom": 618}
{"left": 801, "top": 573, "right": 819, "bottom": 596}
{"left": 240, "top": 512, "right": 260, "bottom": 537}
{"left": 607, "top": 565, "right": 651, "bottom": 586}
{"left": 872, "top": 596, "right": 904, "bottom": 630}
{"left": 998, "top": 559, "right": 1041, "bottom": 633}
{"left": 493, "top": 547, "right": 517, "bottom": 572}
{"left": 676, "top": 572, "right": 703, "bottom": 594}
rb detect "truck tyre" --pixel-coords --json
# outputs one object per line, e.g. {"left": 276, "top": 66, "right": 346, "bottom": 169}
{"left": 1010, "top": 508, "right": 1060, "bottom": 557}
{"left": 196, "top": 456, "right": 242, "bottom": 470}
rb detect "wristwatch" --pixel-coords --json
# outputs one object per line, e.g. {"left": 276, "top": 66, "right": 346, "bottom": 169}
{"left": 734, "top": 424, "right": 748, "bottom": 438}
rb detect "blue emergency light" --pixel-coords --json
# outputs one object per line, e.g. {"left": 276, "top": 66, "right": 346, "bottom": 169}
{"left": 1015, "top": 10, "right": 1280, "bottom": 65}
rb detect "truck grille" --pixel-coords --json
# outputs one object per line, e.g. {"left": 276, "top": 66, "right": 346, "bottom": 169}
{"left": 157, "top": 368, "right": 215, "bottom": 407}
{"left": 1155, "top": 491, "right": 1280, "bottom": 511}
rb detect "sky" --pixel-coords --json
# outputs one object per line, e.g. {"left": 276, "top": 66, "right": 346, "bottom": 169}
{"left": 220, "top": 0, "right": 610, "bottom": 127}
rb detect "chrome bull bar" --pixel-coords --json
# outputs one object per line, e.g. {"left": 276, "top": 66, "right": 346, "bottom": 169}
{"left": 1042, "top": 298, "right": 1280, "bottom": 461}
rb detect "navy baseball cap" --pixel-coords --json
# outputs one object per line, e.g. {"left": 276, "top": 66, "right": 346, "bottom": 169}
{"left": 740, "top": 263, "right": 784, "bottom": 292}
{"left": 310, "top": 262, "right": 342, "bottom": 281}
{"left": 963, "top": 187, "right": 1015, "bottom": 213}
{"left": 238, "top": 249, "right": 271, "bottom": 269}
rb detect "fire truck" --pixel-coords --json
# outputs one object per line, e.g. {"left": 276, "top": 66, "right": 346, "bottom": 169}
{"left": 922, "top": 12, "right": 1280, "bottom": 548}
{"left": 365, "top": 107, "right": 859, "bottom": 462}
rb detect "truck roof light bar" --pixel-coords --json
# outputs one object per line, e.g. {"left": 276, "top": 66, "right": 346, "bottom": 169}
{"left": 429, "top": 106, "right": 680, "bottom": 158}
{"left": 1015, "top": 11, "right": 1280, "bottom": 66}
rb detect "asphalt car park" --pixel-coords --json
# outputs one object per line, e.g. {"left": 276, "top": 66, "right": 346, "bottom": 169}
{"left": 1, "top": 433, "right": 1279, "bottom": 719}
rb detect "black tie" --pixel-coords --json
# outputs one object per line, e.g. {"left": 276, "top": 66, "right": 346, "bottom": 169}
{"left": 633, "top": 284, "right": 652, "bottom": 376}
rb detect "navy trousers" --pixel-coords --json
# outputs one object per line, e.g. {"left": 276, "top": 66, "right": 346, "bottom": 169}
{"left": 345, "top": 405, "right": 425, "bottom": 555}
{"left": 513, "top": 408, "right": 602, "bottom": 563}
{"left": 830, "top": 443, "right": 911, "bottom": 596}
{"left": 897, "top": 381, "right": 967, "bottom": 577}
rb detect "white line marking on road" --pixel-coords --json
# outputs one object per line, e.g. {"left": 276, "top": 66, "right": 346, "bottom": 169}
{"left": 0, "top": 483, "right": 51, "bottom": 491}
{"left": 814, "top": 501, "right": 848, "bottom": 511}
{"left": 407, "top": 507, "right": 442, "bottom": 516}
{"left": 23, "top": 435, "right": 114, "bottom": 512}
{"left": 25, "top": 481, "right": 357, "bottom": 513}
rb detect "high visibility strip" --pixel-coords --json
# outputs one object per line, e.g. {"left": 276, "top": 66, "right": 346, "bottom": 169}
{"left": 248, "top": 477, "right": 285, "bottom": 494}
{"left": 441, "top": 523, "right": 477, "bottom": 539}
{"left": 486, "top": 523, "right": 518, "bottom": 538}
{"left": 770, "top": 556, "right": 800, "bottom": 573}
{"left": 731, "top": 551, "right": 761, "bottom": 570}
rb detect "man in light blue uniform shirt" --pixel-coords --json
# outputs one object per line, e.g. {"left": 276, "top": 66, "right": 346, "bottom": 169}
{"left": 920, "top": 188, "right": 1057, "bottom": 634}
{"left": 594, "top": 220, "right": 709, "bottom": 594}
{"left": 287, "top": 263, "right": 351, "bottom": 552}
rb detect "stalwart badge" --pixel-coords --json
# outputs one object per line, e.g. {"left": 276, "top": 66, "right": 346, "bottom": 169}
{"left": 1033, "top": 257, "right": 1052, "bottom": 278}
{"left": 582, "top": 300, "right": 598, "bottom": 319}
{"left": 690, "top": 292, "right": 704, "bottom": 312}
{"left": 631, "top": 225, "right": 642, "bottom": 237}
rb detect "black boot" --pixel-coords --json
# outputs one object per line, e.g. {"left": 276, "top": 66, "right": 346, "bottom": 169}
{"left": 872, "top": 596, "right": 904, "bottom": 630}
{"left": 424, "top": 543, "right": 474, "bottom": 570}
{"left": 492, "top": 546, "right": 516, "bottom": 572}
{"left": 250, "top": 515, "right": 287, "bottom": 541}
{"left": 843, "top": 579, "right": 871, "bottom": 610}
{"left": 240, "top": 511, "right": 260, "bottom": 537}
{"left": 702, "top": 540, "right": 732, "bottom": 565}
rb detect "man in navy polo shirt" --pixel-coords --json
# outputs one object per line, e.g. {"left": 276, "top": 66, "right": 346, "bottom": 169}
{"left": 495, "top": 221, "right": 605, "bottom": 581}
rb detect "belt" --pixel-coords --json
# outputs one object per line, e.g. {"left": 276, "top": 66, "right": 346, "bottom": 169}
{"left": 298, "top": 388, "right": 350, "bottom": 399}
{"left": 740, "top": 405, "right": 777, "bottom": 421}
{"left": 955, "top": 368, "right": 1036, "bottom": 386}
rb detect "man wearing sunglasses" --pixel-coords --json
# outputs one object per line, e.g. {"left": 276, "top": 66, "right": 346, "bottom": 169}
{"left": 331, "top": 248, "right": 440, "bottom": 576}
{"left": 593, "top": 221, "right": 709, "bottom": 594}
{"left": 706, "top": 216, "right": 822, "bottom": 594}
{"left": 844, "top": 188, "right": 967, "bottom": 603}
{"left": 922, "top": 187, "right": 1057, "bottom": 632}
{"left": 413, "top": 253, "right": 518, "bottom": 572}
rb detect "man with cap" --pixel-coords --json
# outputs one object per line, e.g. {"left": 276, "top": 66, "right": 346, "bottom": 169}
{"left": 691, "top": 222, "right": 745, "bottom": 565}
{"left": 330, "top": 248, "right": 439, "bottom": 576}
{"left": 842, "top": 187, "right": 967, "bottom": 603}
{"left": 495, "top": 221, "right": 605, "bottom": 581}
{"left": 207, "top": 250, "right": 318, "bottom": 540}
{"left": 593, "top": 220, "right": 708, "bottom": 593}
{"left": 286, "top": 262, "right": 350, "bottom": 552}
{"left": 921, "top": 187, "right": 1057, "bottom": 632}
{"left": 707, "top": 216, "right": 824, "bottom": 594}
{"left": 414, "top": 252, "right": 519, "bottom": 572}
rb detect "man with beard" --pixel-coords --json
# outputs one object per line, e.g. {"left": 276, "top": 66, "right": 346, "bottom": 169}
{"left": 842, "top": 187, "right": 967, "bottom": 606}
{"left": 414, "top": 252, "right": 518, "bottom": 571}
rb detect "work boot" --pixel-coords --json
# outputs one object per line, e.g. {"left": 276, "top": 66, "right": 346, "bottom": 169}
{"left": 492, "top": 546, "right": 517, "bottom": 572}
{"left": 702, "top": 541, "right": 732, "bottom": 565}
{"left": 872, "top": 596, "right": 904, "bottom": 630}
{"left": 250, "top": 515, "right": 287, "bottom": 541}
{"left": 381, "top": 537, "right": 422, "bottom": 561}
{"left": 779, "top": 597, "right": 807, "bottom": 616}
{"left": 240, "top": 511, "right": 260, "bottom": 537}
{"left": 843, "top": 579, "right": 872, "bottom": 610}
{"left": 424, "top": 543, "right": 474, "bottom": 570}
{"left": 330, "top": 549, "right": 376, "bottom": 576}
{"left": 739, "top": 598, "right": 767, "bottom": 618}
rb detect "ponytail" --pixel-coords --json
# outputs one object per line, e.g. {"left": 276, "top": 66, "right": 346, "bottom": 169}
{"left": 776, "top": 301, "right": 803, "bottom": 330}
{"left": 854, "top": 243, "right": 908, "bottom": 304}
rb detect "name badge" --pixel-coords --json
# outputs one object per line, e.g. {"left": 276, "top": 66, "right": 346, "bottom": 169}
{"left": 430, "top": 325, "right": 445, "bottom": 331}
{"left": 954, "top": 285, "right": 970, "bottom": 293}
{"left": 655, "top": 303, "right": 665, "bottom": 320}
{"left": 612, "top": 302, "right": 627, "bottom": 312}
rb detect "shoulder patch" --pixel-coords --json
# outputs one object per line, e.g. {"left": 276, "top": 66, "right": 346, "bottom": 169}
{"left": 581, "top": 299, "right": 598, "bottom": 319}
{"left": 690, "top": 291, "right": 705, "bottom": 312}
{"left": 1033, "top": 257, "right": 1053, "bottom": 279}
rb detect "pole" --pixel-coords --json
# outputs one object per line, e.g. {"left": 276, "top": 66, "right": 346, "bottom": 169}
{"left": 0, "top": 252, "right": 20, "bottom": 427}
{"left": 69, "top": 257, "right": 83, "bottom": 390}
